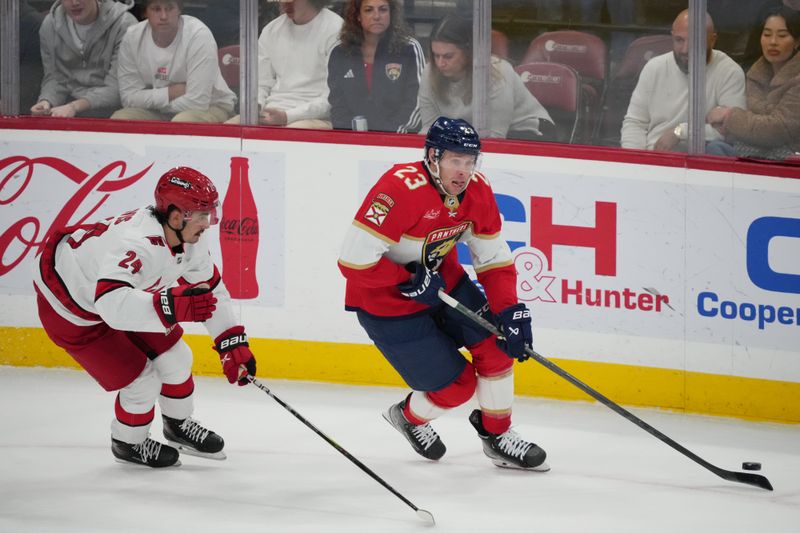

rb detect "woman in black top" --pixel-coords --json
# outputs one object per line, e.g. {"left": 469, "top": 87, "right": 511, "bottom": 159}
{"left": 327, "top": 0, "right": 425, "bottom": 133}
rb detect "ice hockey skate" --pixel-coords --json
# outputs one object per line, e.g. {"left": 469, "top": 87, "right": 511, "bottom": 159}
{"left": 162, "top": 415, "right": 226, "bottom": 460}
{"left": 469, "top": 409, "right": 549, "bottom": 471}
{"left": 111, "top": 436, "right": 181, "bottom": 468}
{"left": 383, "top": 400, "right": 446, "bottom": 460}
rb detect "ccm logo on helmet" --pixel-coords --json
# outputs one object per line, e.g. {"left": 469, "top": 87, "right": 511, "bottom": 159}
{"left": 512, "top": 309, "right": 530, "bottom": 320}
{"left": 169, "top": 176, "right": 192, "bottom": 189}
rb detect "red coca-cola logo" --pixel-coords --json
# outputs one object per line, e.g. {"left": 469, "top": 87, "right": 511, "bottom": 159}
{"left": 0, "top": 156, "right": 152, "bottom": 276}
{"left": 220, "top": 217, "right": 259, "bottom": 237}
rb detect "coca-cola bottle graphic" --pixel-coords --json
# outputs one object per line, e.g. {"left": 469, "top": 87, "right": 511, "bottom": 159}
{"left": 220, "top": 156, "right": 259, "bottom": 299}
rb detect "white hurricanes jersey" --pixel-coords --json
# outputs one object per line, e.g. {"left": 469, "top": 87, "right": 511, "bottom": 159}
{"left": 33, "top": 206, "right": 237, "bottom": 337}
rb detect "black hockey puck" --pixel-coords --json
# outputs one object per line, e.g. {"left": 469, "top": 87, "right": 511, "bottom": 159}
{"left": 742, "top": 462, "right": 762, "bottom": 471}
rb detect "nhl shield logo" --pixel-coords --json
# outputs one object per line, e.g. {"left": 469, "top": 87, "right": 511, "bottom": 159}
{"left": 385, "top": 63, "right": 402, "bottom": 81}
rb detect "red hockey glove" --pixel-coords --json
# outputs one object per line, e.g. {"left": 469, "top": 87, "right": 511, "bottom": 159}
{"left": 214, "top": 326, "right": 256, "bottom": 386}
{"left": 154, "top": 283, "right": 217, "bottom": 327}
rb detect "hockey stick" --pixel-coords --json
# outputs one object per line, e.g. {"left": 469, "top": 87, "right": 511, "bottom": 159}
{"left": 437, "top": 290, "right": 774, "bottom": 492}
{"left": 245, "top": 374, "right": 436, "bottom": 524}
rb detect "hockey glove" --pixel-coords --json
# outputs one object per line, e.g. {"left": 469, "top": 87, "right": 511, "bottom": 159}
{"left": 154, "top": 283, "right": 217, "bottom": 326}
{"left": 214, "top": 326, "right": 256, "bottom": 386}
{"left": 397, "top": 262, "right": 446, "bottom": 307}
{"left": 495, "top": 303, "right": 533, "bottom": 362}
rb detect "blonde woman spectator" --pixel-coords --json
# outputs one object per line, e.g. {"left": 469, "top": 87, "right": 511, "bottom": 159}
{"left": 112, "top": 0, "right": 235, "bottom": 122}
{"left": 707, "top": 5, "right": 800, "bottom": 158}
{"left": 417, "top": 15, "right": 554, "bottom": 140}
{"left": 31, "top": 0, "right": 136, "bottom": 118}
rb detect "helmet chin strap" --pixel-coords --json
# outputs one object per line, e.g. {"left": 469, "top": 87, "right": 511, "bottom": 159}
{"left": 166, "top": 219, "right": 187, "bottom": 252}
{"left": 423, "top": 157, "right": 448, "bottom": 195}
{"left": 424, "top": 156, "right": 470, "bottom": 197}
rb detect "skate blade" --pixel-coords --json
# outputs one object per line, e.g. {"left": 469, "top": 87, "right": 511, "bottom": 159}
{"left": 167, "top": 441, "right": 227, "bottom": 460}
{"left": 114, "top": 457, "right": 182, "bottom": 468}
{"left": 491, "top": 458, "right": 551, "bottom": 472}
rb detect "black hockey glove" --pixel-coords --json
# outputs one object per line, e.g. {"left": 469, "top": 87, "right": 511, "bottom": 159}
{"left": 397, "top": 262, "right": 446, "bottom": 307}
{"left": 495, "top": 303, "right": 533, "bottom": 362}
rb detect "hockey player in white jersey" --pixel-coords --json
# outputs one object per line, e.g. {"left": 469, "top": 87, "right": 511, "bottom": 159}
{"left": 33, "top": 166, "right": 257, "bottom": 468}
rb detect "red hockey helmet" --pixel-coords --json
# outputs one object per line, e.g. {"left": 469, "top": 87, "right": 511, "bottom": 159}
{"left": 154, "top": 167, "right": 220, "bottom": 225}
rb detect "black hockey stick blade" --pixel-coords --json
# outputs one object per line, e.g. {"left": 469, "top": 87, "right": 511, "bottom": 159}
{"left": 437, "top": 290, "right": 774, "bottom": 492}
{"left": 245, "top": 373, "right": 436, "bottom": 524}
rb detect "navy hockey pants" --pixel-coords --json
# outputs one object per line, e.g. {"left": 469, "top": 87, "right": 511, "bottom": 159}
{"left": 356, "top": 276, "right": 495, "bottom": 391}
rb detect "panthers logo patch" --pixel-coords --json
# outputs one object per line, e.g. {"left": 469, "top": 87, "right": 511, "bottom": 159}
{"left": 385, "top": 63, "right": 402, "bottom": 81}
{"left": 422, "top": 222, "right": 471, "bottom": 269}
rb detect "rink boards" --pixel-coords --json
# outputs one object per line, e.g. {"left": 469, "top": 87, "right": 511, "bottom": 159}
{"left": 0, "top": 121, "right": 798, "bottom": 423}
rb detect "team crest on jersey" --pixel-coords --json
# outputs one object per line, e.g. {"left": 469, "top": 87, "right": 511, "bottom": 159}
{"left": 422, "top": 222, "right": 471, "bottom": 269}
{"left": 385, "top": 63, "right": 402, "bottom": 81}
{"left": 364, "top": 199, "right": 391, "bottom": 227}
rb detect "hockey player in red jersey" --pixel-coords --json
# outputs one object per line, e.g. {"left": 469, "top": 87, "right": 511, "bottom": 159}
{"left": 338, "top": 116, "right": 548, "bottom": 470}
{"left": 34, "top": 167, "right": 257, "bottom": 468}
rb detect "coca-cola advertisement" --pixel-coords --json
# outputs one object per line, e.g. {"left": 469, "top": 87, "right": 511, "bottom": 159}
{"left": 0, "top": 135, "right": 285, "bottom": 306}
{"left": 220, "top": 157, "right": 260, "bottom": 299}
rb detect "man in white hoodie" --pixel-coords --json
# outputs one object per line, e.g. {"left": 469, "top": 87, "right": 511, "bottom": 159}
{"left": 112, "top": 0, "right": 236, "bottom": 122}
{"left": 31, "top": 0, "right": 136, "bottom": 118}
{"left": 226, "top": 0, "right": 343, "bottom": 127}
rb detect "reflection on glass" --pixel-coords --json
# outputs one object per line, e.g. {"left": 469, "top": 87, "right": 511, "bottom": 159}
{"left": 4, "top": 0, "right": 795, "bottom": 161}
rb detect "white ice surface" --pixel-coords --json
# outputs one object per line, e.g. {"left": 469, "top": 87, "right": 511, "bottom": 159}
{"left": 1, "top": 366, "right": 798, "bottom": 533}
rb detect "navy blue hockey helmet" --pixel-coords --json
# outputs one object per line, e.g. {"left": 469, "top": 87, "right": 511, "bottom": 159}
{"left": 424, "top": 116, "right": 481, "bottom": 161}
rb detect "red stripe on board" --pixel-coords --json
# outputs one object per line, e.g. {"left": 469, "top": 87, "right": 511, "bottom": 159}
{"left": 2, "top": 116, "right": 798, "bottom": 179}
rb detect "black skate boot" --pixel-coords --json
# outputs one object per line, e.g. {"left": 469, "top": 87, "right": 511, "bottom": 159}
{"left": 469, "top": 409, "right": 549, "bottom": 471}
{"left": 382, "top": 399, "right": 446, "bottom": 461}
{"left": 111, "top": 436, "right": 180, "bottom": 468}
{"left": 163, "top": 415, "right": 226, "bottom": 460}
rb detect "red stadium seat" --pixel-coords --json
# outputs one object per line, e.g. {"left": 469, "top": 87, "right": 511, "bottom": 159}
{"left": 522, "top": 31, "right": 607, "bottom": 143}
{"left": 492, "top": 29, "right": 511, "bottom": 61}
{"left": 515, "top": 62, "right": 583, "bottom": 144}
{"left": 218, "top": 45, "right": 240, "bottom": 90}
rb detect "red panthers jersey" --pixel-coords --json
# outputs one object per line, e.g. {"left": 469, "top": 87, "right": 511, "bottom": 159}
{"left": 338, "top": 160, "right": 517, "bottom": 317}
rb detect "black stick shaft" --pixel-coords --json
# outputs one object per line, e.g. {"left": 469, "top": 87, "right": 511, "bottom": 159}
{"left": 246, "top": 375, "right": 436, "bottom": 521}
{"left": 437, "top": 290, "right": 773, "bottom": 491}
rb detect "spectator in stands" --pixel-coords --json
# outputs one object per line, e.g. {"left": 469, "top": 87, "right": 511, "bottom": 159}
{"left": 112, "top": 0, "right": 235, "bottom": 122}
{"left": 227, "top": 0, "right": 343, "bottom": 127}
{"left": 706, "top": 5, "right": 800, "bottom": 159}
{"left": 743, "top": 0, "right": 800, "bottom": 69}
{"left": 327, "top": 0, "right": 425, "bottom": 133}
{"left": 30, "top": 0, "right": 135, "bottom": 118}
{"left": 418, "top": 15, "right": 554, "bottom": 140}
{"left": 620, "top": 9, "right": 746, "bottom": 152}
